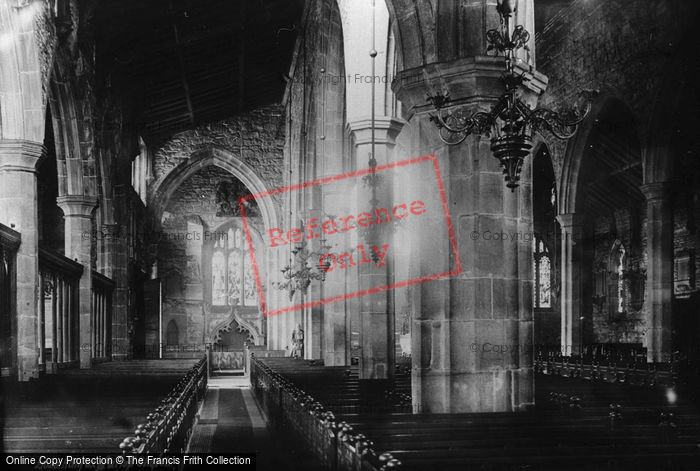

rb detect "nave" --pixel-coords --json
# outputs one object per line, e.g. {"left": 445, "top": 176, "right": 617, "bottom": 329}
{"left": 2, "top": 0, "right": 700, "bottom": 469}
{"left": 3, "top": 350, "right": 700, "bottom": 470}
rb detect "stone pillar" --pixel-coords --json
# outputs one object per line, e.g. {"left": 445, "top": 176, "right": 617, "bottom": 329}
{"left": 320, "top": 176, "right": 352, "bottom": 366}
{"left": 348, "top": 117, "right": 405, "bottom": 380}
{"left": 0, "top": 140, "right": 43, "bottom": 380}
{"left": 641, "top": 183, "right": 673, "bottom": 362}
{"left": 113, "top": 183, "right": 134, "bottom": 359}
{"left": 556, "top": 213, "right": 585, "bottom": 356}
{"left": 393, "top": 54, "right": 546, "bottom": 413}
{"left": 104, "top": 223, "right": 129, "bottom": 360}
{"left": 304, "top": 208, "right": 324, "bottom": 361}
{"left": 56, "top": 195, "right": 97, "bottom": 368}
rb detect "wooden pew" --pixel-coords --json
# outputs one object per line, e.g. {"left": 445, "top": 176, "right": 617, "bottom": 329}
{"left": 251, "top": 356, "right": 700, "bottom": 471}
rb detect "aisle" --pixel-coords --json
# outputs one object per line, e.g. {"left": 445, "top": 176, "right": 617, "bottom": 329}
{"left": 188, "top": 377, "right": 324, "bottom": 470}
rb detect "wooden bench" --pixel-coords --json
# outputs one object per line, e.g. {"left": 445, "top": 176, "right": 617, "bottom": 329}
{"left": 251, "top": 356, "right": 700, "bottom": 471}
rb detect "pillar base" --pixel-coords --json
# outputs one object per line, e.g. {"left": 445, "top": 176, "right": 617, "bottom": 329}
{"left": 413, "top": 368, "right": 534, "bottom": 414}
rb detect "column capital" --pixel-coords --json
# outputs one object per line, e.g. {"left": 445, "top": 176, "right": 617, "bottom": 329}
{"left": 556, "top": 213, "right": 586, "bottom": 230}
{"left": 0, "top": 139, "right": 45, "bottom": 173}
{"left": 347, "top": 116, "right": 406, "bottom": 147}
{"left": 392, "top": 56, "right": 548, "bottom": 120}
{"left": 56, "top": 195, "right": 98, "bottom": 218}
{"left": 640, "top": 182, "right": 672, "bottom": 202}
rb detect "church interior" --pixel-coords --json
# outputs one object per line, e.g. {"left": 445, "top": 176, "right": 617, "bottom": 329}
{"left": 1, "top": 0, "right": 700, "bottom": 469}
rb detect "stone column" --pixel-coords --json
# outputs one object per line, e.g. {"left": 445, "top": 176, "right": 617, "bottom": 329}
{"left": 556, "top": 213, "right": 585, "bottom": 356}
{"left": 113, "top": 183, "right": 135, "bottom": 359}
{"left": 348, "top": 117, "right": 405, "bottom": 380}
{"left": 0, "top": 140, "right": 43, "bottom": 380}
{"left": 320, "top": 168, "right": 351, "bottom": 366}
{"left": 103, "top": 223, "right": 129, "bottom": 360}
{"left": 304, "top": 208, "right": 324, "bottom": 361}
{"left": 393, "top": 54, "right": 546, "bottom": 413}
{"left": 56, "top": 195, "right": 97, "bottom": 368}
{"left": 641, "top": 183, "right": 673, "bottom": 362}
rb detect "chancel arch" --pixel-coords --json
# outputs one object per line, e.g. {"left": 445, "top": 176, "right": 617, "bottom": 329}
{"left": 150, "top": 147, "right": 279, "bottom": 239}
{"left": 155, "top": 161, "right": 268, "bottom": 359}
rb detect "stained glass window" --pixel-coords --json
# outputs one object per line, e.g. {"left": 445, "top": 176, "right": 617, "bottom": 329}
{"left": 212, "top": 251, "right": 226, "bottom": 305}
{"left": 244, "top": 263, "right": 257, "bottom": 305}
{"left": 616, "top": 244, "right": 626, "bottom": 314}
{"left": 534, "top": 239, "right": 552, "bottom": 309}
{"left": 211, "top": 222, "right": 258, "bottom": 307}
{"left": 607, "top": 240, "right": 627, "bottom": 317}
{"left": 227, "top": 254, "right": 242, "bottom": 304}
{"left": 550, "top": 185, "right": 557, "bottom": 208}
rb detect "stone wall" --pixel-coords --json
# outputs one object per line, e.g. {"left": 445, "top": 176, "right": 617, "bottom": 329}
{"left": 673, "top": 197, "right": 700, "bottom": 298}
{"left": 151, "top": 104, "right": 285, "bottom": 201}
{"left": 537, "top": 0, "right": 700, "bottom": 141}
{"left": 590, "top": 210, "right": 647, "bottom": 344}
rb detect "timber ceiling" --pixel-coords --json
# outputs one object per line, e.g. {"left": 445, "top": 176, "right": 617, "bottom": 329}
{"left": 93, "top": 0, "right": 303, "bottom": 141}
{"left": 582, "top": 115, "right": 644, "bottom": 216}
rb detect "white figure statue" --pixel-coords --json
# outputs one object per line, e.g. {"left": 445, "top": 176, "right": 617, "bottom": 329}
{"left": 291, "top": 323, "right": 304, "bottom": 358}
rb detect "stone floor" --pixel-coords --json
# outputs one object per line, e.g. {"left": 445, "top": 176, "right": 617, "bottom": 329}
{"left": 188, "top": 376, "right": 324, "bottom": 471}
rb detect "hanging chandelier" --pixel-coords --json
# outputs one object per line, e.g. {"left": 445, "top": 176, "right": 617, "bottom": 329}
{"left": 427, "top": 0, "right": 598, "bottom": 191}
{"left": 273, "top": 221, "right": 332, "bottom": 300}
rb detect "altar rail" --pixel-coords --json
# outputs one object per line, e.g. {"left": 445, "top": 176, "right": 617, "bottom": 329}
{"left": 250, "top": 356, "right": 402, "bottom": 471}
{"left": 119, "top": 356, "right": 208, "bottom": 454}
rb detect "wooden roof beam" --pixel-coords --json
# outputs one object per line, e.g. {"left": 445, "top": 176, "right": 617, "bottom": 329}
{"left": 169, "top": 1, "right": 195, "bottom": 126}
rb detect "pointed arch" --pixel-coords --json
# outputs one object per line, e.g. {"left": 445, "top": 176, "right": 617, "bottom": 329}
{"left": 48, "top": 50, "right": 101, "bottom": 199}
{"left": 559, "top": 94, "right": 642, "bottom": 215}
{"left": 150, "top": 147, "right": 280, "bottom": 236}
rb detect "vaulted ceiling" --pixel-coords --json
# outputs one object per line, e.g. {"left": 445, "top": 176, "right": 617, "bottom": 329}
{"left": 93, "top": 0, "right": 303, "bottom": 141}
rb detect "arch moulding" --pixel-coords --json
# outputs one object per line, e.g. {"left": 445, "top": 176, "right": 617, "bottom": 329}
{"left": 150, "top": 146, "right": 280, "bottom": 235}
